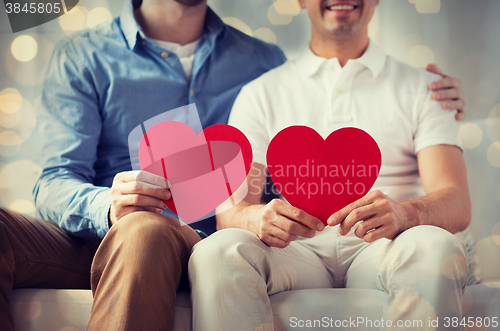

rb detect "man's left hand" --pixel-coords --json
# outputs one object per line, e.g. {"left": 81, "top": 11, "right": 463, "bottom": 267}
{"left": 327, "top": 190, "right": 414, "bottom": 243}
{"left": 427, "top": 64, "right": 466, "bottom": 121}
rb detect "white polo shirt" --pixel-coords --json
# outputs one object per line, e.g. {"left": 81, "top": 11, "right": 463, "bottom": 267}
{"left": 228, "top": 41, "right": 461, "bottom": 202}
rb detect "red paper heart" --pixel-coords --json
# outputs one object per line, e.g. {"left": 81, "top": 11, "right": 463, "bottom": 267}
{"left": 138, "top": 122, "right": 252, "bottom": 223}
{"left": 266, "top": 126, "right": 381, "bottom": 225}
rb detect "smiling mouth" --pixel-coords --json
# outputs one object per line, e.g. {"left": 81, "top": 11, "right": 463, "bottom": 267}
{"left": 326, "top": 4, "right": 358, "bottom": 11}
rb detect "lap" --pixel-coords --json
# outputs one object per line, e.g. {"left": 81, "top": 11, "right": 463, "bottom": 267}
{"left": 0, "top": 208, "right": 98, "bottom": 289}
{"left": 191, "top": 228, "right": 335, "bottom": 294}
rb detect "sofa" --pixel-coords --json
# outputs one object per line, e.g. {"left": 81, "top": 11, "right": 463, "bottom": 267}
{"left": 9, "top": 119, "right": 500, "bottom": 330}
{"left": 9, "top": 283, "right": 500, "bottom": 331}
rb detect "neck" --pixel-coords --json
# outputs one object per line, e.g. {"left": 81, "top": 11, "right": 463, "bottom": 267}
{"left": 310, "top": 31, "right": 369, "bottom": 67}
{"left": 135, "top": 0, "right": 207, "bottom": 45}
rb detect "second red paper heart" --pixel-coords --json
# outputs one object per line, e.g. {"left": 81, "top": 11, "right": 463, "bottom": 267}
{"left": 266, "top": 126, "right": 382, "bottom": 225}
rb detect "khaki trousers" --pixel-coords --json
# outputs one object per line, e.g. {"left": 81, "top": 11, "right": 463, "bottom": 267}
{"left": 189, "top": 225, "right": 469, "bottom": 331}
{"left": 0, "top": 208, "right": 198, "bottom": 331}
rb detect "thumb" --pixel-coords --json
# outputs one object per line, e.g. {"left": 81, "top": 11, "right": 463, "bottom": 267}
{"left": 426, "top": 63, "right": 444, "bottom": 76}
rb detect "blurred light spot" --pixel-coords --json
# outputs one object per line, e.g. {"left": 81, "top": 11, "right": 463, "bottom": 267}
{"left": 368, "top": 9, "right": 379, "bottom": 38}
{"left": 9, "top": 199, "right": 36, "bottom": 216}
{"left": 222, "top": 17, "right": 252, "bottom": 36}
{"left": 12, "top": 295, "right": 41, "bottom": 322}
{"left": 415, "top": 0, "right": 441, "bottom": 14}
{"left": 441, "top": 254, "right": 468, "bottom": 280}
{"left": 274, "top": 0, "right": 301, "bottom": 16}
{"left": 0, "top": 98, "right": 35, "bottom": 144}
{"left": 448, "top": 288, "right": 472, "bottom": 314}
{"left": 5, "top": 34, "right": 55, "bottom": 86}
{"left": 268, "top": 4, "right": 293, "bottom": 25}
{"left": 476, "top": 237, "right": 500, "bottom": 281}
{"left": 493, "top": 222, "right": 500, "bottom": 246}
{"left": 406, "top": 45, "right": 434, "bottom": 69}
{"left": 0, "top": 111, "right": 22, "bottom": 128}
{"left": 393, "top": 287, "right": 419, "bottom": 313}
{"left": 271, "top": 303, "right": 291, "bottom": 329}
{"left": 401, "top": 34, "right": 425, "bottom": 52}
{"left": 87, "top": 7, "right": 113, "bottom": 29}
{"left": 59, "top": 6, "right": 87, "bottom": 33}
{"left": 253, "top": 28, "right": 277, "bottom": 44}
{"left": 0, "top": 131, "right": 22, "bottom": 146}
{"left": 0, "top": 88, "right": 22, "bottom": 114}
{"left": 387, "top": 296, "right": 436, "bottom": 327}
{"left": 458, "top": 123, "right": 483, "bottom": 149}
{"left": 486, "top": 103, "right": 500, "bottom": 143}
{"left": 487, "top": 142, "right": 500, "bottom": 168}
{"left": 11, "top": 35, "right": 38, "bottom": 62}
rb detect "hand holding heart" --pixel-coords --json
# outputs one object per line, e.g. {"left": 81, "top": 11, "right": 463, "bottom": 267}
{"left": 327, "top": 190, "right": 412, "bottom": 242}
{"left": 249, "top": 199, "right": 325, "bottom": 248}
{"left": 109, "top": 170, "right": 171, "bottom": 226}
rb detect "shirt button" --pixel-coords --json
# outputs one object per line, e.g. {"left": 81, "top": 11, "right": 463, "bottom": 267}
{"left": 336, "top": 88, "right": 343, "bottom": 94}
{"left": 161, "top": 52, "right": 169, "bottom": 58}
{"left": 190, "top": 90, "right": 194, "bottom": 97}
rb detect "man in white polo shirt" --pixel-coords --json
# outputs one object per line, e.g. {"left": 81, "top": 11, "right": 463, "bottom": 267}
{"left": 189, "top": 0, "right": 471, "bottom": 330}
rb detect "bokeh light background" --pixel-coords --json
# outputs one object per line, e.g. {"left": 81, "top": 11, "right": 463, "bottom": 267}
{"left": 0, "top": 0, "right": 499, "bottom": 281}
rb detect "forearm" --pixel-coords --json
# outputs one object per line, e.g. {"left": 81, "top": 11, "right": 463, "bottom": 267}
{"left": 216, "top": 200, "right": 264, "bottom": 232}
{"left": 402, "top": 186, "right": 471, "bottom": 234}
{"left": 34, "top": 170, "right": 111, "bottom": 240}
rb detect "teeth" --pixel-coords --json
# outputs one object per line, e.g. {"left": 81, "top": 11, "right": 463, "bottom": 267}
{"left": 327, "top": 4, "right": 355, "bottom": 10}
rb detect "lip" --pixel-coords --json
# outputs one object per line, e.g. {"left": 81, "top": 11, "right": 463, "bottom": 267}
{"left": 323, "top": 0, "right": 360, "bottom": 16}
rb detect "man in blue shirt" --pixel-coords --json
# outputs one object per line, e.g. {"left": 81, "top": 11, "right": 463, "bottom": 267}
{"left": 0, "top": 0, "right": 466, "bottom": 330}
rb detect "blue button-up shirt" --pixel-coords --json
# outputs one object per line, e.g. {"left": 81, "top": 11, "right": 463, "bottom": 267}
{"left": 32, "top": 1, "right": 286, "bottom": 241}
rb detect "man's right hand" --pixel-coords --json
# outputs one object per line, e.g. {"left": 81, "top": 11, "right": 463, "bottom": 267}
{"left": 109, "top": 171, "right": 171, "bottom": 226}
{"left": 249, "top": 199, "right": 325, "bottom": 248}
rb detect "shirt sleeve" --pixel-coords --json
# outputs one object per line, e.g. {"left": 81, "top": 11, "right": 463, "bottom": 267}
{"left": 32, "top": 41, "right": 111, "bottom": 240}
{"left": 413, "top": 86, "right": 461, "bottom": 154}
{"left": 228, "top": 83, "right": 270, "bottom": 167}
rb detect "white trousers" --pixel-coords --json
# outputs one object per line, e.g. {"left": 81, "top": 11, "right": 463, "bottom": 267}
{"left": 189, "top": 225, "right": 469, "bottom": 331}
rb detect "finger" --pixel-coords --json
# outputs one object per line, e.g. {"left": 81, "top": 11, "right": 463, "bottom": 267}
{"left": 430, "top": 77, "right": 460, "bottom": 91}
{"left": 442, "top": 100, "right": 465, "bottom": 111}
{"left": 271, "top": 215, "right": 316, "bottom": 238}
{"left": 266, "top": 222, "right": 300, "bottom": 242}
{"left": 121, "top": 181, "right": 171, "bottom": 200}
{"left": 261, "top": 233, "right": 291, "bottom": 249}
{"left": 273, "top": 201, "right": 324, "bottom": 231}
{"left": 339, "top": 204, "right": 378, "bottom": 235}
{"left": 363, "top": 222, "right": 400, "bottom": 243}
{"left": 456, "top": 111, "right": 467, "bottom": 121}
{"left": 354, "top": 216, "right": 385, "bottom": 239}
{"left": 327, "top": 190, "right": 383, "bottom": 226}
{"left": 426, "top": 64, "right": 443, "bottom": 76}
{"left": 122, "top": 194, "right": 167, "bottom": 210}
{"left": 432, "top": 88, "right": 460, "bottom": 101}
{"left": 120, "top": 170, "right": 170, "bottom": 188}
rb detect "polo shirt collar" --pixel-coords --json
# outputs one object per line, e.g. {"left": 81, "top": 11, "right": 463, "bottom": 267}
{"left": 297, "top": 40, "right": 386, "bottom": 78}
{"left": 119, "top": 0, "right": 225, "bottom": 50}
